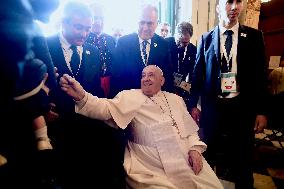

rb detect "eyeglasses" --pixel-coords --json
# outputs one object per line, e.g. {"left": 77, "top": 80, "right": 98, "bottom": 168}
{"left": 139, "top": 21, "right": 155, "bottom": 27}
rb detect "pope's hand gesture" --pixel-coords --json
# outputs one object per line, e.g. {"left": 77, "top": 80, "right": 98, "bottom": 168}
{"left": 60, "top": 74, "right": 85, "bottom": 101}
{"left": 188, "top": 150, "right": 203, "bottom": 175}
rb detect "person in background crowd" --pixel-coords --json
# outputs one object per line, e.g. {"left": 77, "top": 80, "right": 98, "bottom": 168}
{"left": 188, "top": 0, "right": 269, "bottom": 188}
{"left": 112, "top": 27, "right": 124, "bottom": 44}
{"left": 86, "top": 3, "right": 116, "bottom": 98}
{"left": 167, "top": 21, "right": 197, "bottom": 104}
{"left": 158, "top": 22, "right": 171, "bottom": 38}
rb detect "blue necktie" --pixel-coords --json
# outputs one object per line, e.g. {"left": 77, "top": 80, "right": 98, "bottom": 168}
{"left": 224, "top": 30, "right": 233, "bottom": 61}
{"left": 142, "top": 40, "right": 148, "bottom": 65}
{"left": 70, "top": 45, "right": 80, "bottom": 76}
{"left": 222, "top": 30, "right": 233, "bottom": 73}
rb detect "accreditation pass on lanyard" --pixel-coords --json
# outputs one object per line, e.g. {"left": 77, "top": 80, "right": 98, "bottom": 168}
{"left": 221, "top": 72, "right": 237, "bottom": 93}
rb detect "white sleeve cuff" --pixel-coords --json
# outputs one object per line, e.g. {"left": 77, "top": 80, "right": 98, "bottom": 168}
{"left": 75, "top": 91, "right": 88, "bottom": 112}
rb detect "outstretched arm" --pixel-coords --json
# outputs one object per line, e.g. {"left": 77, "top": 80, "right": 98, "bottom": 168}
{"left": 59, "top": 74, "right": 111, "bottom": 120}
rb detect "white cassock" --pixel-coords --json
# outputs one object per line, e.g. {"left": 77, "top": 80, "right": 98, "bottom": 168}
{"left": 76, "top": 89, "right": 223, "bottom": 189}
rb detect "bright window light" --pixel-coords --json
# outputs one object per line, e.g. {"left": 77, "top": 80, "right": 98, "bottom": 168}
{"left": 38, "top": 0, "right": 159, "bottom": 37}
{"left": 261, "top": 0, "right": 271, "bottom": 2}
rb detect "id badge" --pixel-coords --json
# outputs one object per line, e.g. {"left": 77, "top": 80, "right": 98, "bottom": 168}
{"left": 179, "top": 81, "right": 191, "bottom": 92}
{"left": 173, "top": 72, "right": 183, "bottom": 87}
{"left": 221, "top": 72, "right": 237, "bottom": 93}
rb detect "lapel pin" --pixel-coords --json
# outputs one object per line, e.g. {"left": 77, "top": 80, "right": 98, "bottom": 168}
{"left": 86, "top": 50, "right": 90, "bottom": 55}
{"left": 240, "top": 33, "right": 247, "bottom": 37}
{"left": 154, "top": 43, "right": 157, "bottom": 47}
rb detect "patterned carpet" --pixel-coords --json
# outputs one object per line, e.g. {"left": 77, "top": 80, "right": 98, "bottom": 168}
{"left": 219, "top": 129, "right": 284, "bottom": 189}
{"left": 253, "top": 129, "right": 284, "bottom": 189}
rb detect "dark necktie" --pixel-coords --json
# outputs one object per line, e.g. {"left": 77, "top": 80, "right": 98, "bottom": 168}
{"left": 70, "top": 45, "right": 80, "bottom": 76}
{"left": 222, "top": 30, "right": 233, "bottom": 73}
{"left": 224, "top": 30, "right": 233, "bottom": 60}
{"left": 142, "top": 40, "right": 148, "bottom": 65}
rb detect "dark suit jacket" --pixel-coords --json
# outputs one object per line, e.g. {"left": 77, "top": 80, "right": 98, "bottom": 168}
{"left": 47, "top": 35, "right": 104, "bottom": 114}
{"left": 46, "top": 35, "right": 124, "bottom": 187}
{"left": 189, "top": 25, "right": 268, "bottom": 131}
{"left": 166, "top": 36, "right": 197, "bottom": 82}
{"left": 112, "top": 33, "right": 173, "bottom": 96}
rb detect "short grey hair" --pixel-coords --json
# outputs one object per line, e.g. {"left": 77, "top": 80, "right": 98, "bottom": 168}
{"left": 177, "top": 21, "right": 193, "bottom": 37}
{"left": 140, "top": 4, "right": 158, "bottom": 22}
{"left": 62, "top": 1, "right": 93, "bottom": 22}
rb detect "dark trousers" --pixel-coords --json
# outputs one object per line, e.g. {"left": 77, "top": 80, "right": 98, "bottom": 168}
{"left": 49, "top": 115, "right": 126, "bottom": 189}
{"left": 203, "top": 95, "right": 254, "bottom": 189}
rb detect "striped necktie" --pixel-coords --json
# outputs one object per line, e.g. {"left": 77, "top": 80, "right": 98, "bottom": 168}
{"left": 142, "top": 40, "right": 148, "bottom": 65}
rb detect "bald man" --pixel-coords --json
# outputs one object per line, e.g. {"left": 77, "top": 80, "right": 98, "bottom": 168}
{"left": 60, "top": 65, "right": 223, "bottom": 189}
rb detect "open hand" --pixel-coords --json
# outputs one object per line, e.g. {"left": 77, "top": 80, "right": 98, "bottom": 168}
{"left": 188, "top": 150, "right": 203, "bottom": 175}
{"left": 190, "top": 108, "right": 201, "bottom": 126}
{"left": 254, "top": 115, "right": 267, "bottom": 133}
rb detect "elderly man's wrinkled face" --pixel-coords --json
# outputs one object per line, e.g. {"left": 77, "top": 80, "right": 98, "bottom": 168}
{"left": 138, "top": 7, "right": 158, "bottom": 40}
{"left": 141, "top": 65, "right": 165, "bottom": 97}
{"left": 217, "top": 0, "right": 243, "bottom": 26}
{"left": 63, "top": 15, "right": 92, "bottom": 46}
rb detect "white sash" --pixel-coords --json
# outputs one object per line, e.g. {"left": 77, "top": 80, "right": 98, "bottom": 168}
{"left": 151, "top": 121, "right": 195, "bottom": 189}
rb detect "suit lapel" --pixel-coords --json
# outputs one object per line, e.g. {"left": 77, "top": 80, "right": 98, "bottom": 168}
{"left": 213, "top": 26, "right": 220, "bottom": 64}
{"left": 185, "top": 45, "right": 191, "bottom": 60}
{"left": 133, "top": 34, "right": 145, "bottom": 69}
{"left": 78, "top": 47, "right": 86, "bottom": 79}
{"left": 237, "top": 25, "right": 247, "bottom": 70}
{"left": 148, "top": 34, "right": 158, "bottom": 65}
{"left": 79, "top": 45, "right": 96, "bottom": 83}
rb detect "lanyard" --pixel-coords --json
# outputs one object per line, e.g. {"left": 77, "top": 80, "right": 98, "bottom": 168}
{"left": 177, "top": 46, "right": 187, "bottom": 73}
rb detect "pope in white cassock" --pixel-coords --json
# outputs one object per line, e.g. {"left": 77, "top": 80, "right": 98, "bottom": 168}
{"left": 60, "top": 65, "right": 223, "bottom": 189}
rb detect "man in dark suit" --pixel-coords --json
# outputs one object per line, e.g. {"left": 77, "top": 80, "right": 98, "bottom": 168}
{"left": 166, "top": 21, "right": 197, "bottom": 100}
{"left": 112, "top": 4, "right": 173, "bottom": 96}
{"left": 158, "top": 22, "right": 171, "bottom": 38}
{"left": 46, "top": 2, "right": 123, "bottom": 188}
{"left": 188, "top": 0, "right": 269, "bottom": 188}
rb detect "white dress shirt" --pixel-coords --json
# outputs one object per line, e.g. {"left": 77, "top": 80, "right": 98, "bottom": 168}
{"left": 59, "top": 32, "right": 83, "bottom": 74}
